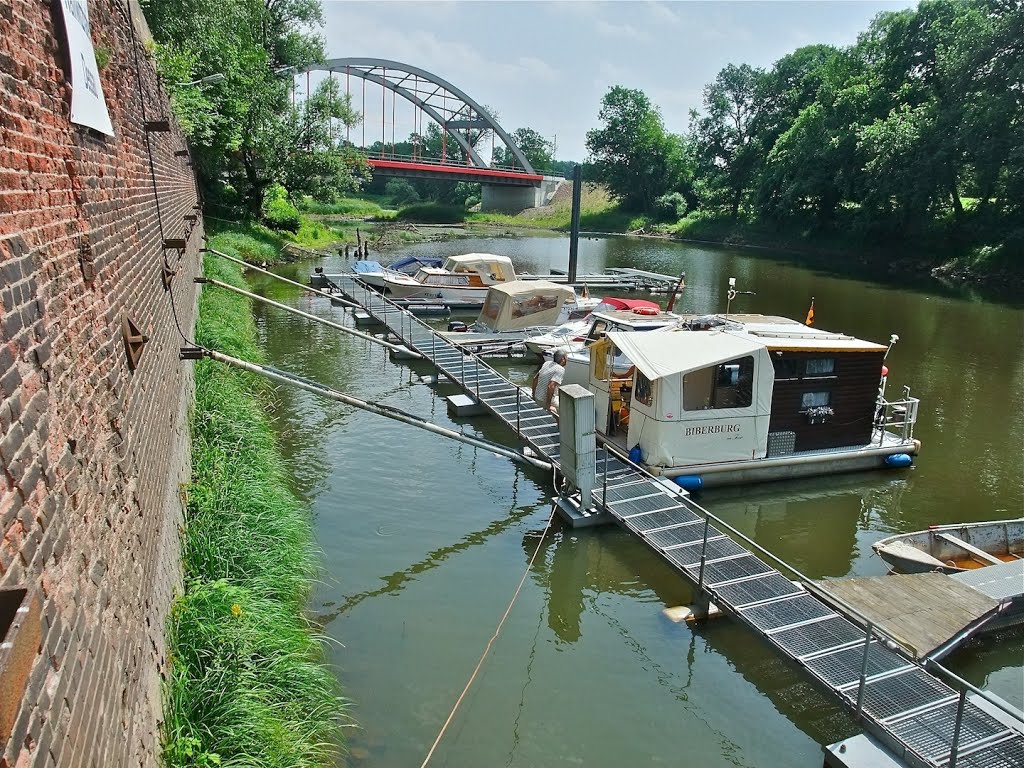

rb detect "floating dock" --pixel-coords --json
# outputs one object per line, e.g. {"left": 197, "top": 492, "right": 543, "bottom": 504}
{"left": 334, "top": 273, "right": 1024, "bottom": 768}
{"left": 815, "top": 560, "right": 1024, "bottom": 661}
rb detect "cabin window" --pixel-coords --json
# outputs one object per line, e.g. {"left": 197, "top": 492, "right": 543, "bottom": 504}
{"left": 634, "top": 372, "right": 653, "bottom": 406}
{"left": 805, "top": 358, "right": 837, "bottom": 376}
{"left": 800, "top": 391, "right": 832, "bottom": 409}
{"left": 586, "top": 320, "right": 609, "bottom": 345}
{"left": 772, "top": 357, "right": 799, "bottom": 380}
{"left": 683, "top": 355, "right": 755, "bottom": 410}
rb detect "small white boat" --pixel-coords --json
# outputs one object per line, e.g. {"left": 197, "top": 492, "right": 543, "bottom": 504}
{"left": 872, "top": 519, "right": 1024, "bottom": 574}
{"left": 441, "top": 281, "right": 601, "bottom": 352}
{"left": 524, "top": 299, "right": 673, "bottom": 362}
{"left": 351, "top": 256, "right": 442, "bottom": 290}
{"left": 379, "top": 253, "right": 517, "bottom": 302}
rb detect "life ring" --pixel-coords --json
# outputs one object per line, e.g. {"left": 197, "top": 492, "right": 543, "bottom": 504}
{"left": 632, "top": 306, "right": 659, "bottom": 316}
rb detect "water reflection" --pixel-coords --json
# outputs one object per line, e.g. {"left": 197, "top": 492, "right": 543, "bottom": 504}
{"left": 247, "top": 235, "right": 1023, "bottom": 767}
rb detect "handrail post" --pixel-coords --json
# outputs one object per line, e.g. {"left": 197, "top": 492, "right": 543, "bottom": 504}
{"left": 855, "top": 622, "right": 873, "bottom": 720}
{"left": 516, "top": 386, "right": 521, "bottom": 435}
{"left": 949, "top": 687, "right": 968, "bottom": 768}
{"left": 602, "top": 448, "right": 609, "bottom": 507}
{"left": 697, "top": 513, "right": 711, "bottom": 595}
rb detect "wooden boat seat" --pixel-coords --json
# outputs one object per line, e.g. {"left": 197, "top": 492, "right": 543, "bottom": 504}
{"left": 935, "top": 532, "right": 1002, "bottom": 566}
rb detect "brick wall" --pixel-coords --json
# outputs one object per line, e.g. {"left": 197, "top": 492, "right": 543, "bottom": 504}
{"left": 0, "top": 1, "right": 201, "bottom": 765}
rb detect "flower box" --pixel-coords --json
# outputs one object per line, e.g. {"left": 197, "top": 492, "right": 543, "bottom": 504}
{"left": 804, "top": 406, "right": 834, "bottom": 425}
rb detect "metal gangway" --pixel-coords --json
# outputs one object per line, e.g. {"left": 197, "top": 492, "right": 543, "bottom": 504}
{"left": 334, "top": 273, "right": 1023, "bottom": 768}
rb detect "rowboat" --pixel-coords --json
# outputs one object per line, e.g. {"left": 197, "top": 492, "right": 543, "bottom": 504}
{"left": 872, "top": 519, "right": 1024, "bottom": 574}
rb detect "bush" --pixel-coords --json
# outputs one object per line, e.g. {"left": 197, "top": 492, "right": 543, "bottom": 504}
{"left": 261, "top": 184, "right": 301, "bottom": 232}
{"left": 655, "top": 191, "right": 688, "bottom": 221}
{"left": 394, "top": 203, "right": 466, "bottom": 224}
{"left": 384, "top": 179, "right": 420, "bottom": 206}
{"left": 464, "top": 195, "right": 481, "bottom": 209}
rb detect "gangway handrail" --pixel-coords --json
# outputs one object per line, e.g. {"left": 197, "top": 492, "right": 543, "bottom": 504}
{"left": 924, "top": 658, "right": 1024, "bottom": 724}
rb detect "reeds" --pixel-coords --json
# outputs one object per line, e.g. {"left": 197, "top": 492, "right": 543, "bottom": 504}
{"left": 163, "top": 247, "right": 345, "bottom": 767}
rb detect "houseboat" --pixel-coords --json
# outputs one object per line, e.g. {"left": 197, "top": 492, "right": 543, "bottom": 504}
{"left": 583, "top": 320, "right": 920, "bottom": 487}
{"left": 378, "top": 253, "right": 517, "bottom": 302}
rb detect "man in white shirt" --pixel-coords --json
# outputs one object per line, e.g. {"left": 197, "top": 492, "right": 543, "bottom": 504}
{"left": 531, "top": 349, "right": 568, "bottom": 411}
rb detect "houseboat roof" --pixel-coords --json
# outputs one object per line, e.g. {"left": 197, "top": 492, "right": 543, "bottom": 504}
{"left": 607, "top": 330, "right": 765, "bottom": 381}
{"left": 607, "top": 322, "right": 887, "bottom": 381}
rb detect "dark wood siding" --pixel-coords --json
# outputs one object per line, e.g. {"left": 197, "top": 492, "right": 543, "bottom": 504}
{"left": 768, "top": 350, "right": 885, "bottom": 451}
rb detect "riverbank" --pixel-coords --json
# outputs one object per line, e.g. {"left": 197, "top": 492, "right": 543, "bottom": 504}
{"left": 162, "top": 236, "right": 345, "bottom": 767}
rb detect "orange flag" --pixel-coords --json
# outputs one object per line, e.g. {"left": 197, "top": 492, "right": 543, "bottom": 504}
{"left": 805, "top": 298, "right": 815, "bottom": 326}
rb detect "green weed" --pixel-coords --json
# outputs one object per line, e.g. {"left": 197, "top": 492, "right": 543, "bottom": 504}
{"left": 163, "top": 248, "right": 345, "bottom": 767}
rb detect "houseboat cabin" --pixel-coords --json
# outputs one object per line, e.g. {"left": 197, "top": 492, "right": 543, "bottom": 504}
{"left": 590, "top": 322, "right": 919, "bottom": 485}
{"left": 477, "top": 280, "right": 581, "bottom": 332}
{"left": 380, "top": 253, "right": 517, "bottom": 300}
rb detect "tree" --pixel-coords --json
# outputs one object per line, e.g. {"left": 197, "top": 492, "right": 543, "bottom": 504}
{"left": 491, "top": 127, "right": 554, "bottom": 173}
{"left": 690, "top": 64, "right": 765, "bottom": 216}
{"left": 586, "top": 86, "right": 689, "bottom": 212}
{"left": 144, "top": 0, "right": 367, "bottom": 213}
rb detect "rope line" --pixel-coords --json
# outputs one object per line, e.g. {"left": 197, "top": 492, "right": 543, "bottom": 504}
{"left": 419, "top": 506, "right": 556, "bottom": 768}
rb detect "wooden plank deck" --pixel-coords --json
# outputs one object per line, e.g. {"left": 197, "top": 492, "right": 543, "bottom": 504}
{"left": 815, "top": 573, "right": 998, "bottom": 658}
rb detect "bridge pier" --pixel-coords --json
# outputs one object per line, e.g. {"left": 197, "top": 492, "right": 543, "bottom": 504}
{"left": 481, "top": 176, "right": 563, "bottom": 213}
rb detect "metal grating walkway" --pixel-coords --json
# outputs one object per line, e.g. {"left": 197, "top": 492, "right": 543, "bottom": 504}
{"left": 334, "top": 274, "right": 1023, "bottom": 768}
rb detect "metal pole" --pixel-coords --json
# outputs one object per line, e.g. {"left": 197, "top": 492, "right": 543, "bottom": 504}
{"left": 855, "top": 622, "right": 873, "bottom": 719}
{"left": 949, "top": 687, "right": 968, "bottom": 768}
{"left": 202, "top": 248, "right": 362, "bottom": 309}
{"left": 602, "top": 448, "right": 608, "bottom": 506}
{"left": 196, "top": 278, "right": 416, "bottom": 354}
{"left": 696, "top": 513, "right": 711, "bottom": 594}
{"left": 381, "top": 66, "right": 386, "bottom": 158}
{"left": 516, "top": 386, "right": 521, "bottom": 434}
{"left": 193, "top": 349, "right": 551, "bottom": 470}
{"left": 346, "top": 66, "right": 351, "bottom": 146}
{"left": 568, "top": 164, "right": 583, "bottom": 284}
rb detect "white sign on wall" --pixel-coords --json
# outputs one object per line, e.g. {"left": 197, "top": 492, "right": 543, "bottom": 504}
{"left": 60, "top": 0, "right": 115, "bottom": 136}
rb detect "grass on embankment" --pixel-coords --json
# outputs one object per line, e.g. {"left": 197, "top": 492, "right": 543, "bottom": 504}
{"left": 163, "top": 242, "right": 344, "bottom": 767}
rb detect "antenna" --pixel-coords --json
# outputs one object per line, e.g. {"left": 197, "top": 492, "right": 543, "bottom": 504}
{"left": 724, "top": 276, "right": 755, "bottom": 319}
{"left": 884, "top": 333, "right": 899, "bottom": 361}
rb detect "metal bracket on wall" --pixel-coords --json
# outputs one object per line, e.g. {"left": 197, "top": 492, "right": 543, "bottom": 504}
{"left": 144, "top": 119, "right": 171, "bottom": 132}
{"left": 162, "top": 238, "right": 187, "bottom": 250}
{"left": 121, "top": 314, "right": 149, "bottom": 371}
{"left": 161, "top": 261, "right": 176, "bottom": 290}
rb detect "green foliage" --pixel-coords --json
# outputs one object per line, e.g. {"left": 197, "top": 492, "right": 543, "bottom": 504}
{"left": 675, "top": 0, "right": 1023, "bottom": 270}
{"left": 395, "top": 203, "right": 467, "bottom": 223}
{"left": 384, "top": 179, "right": 420, "bottom": 206}
{"left": 164, "top": 248, "right": 345, "bottom": 767}
{"left": 298, "top": 196, "right": 394, "bottom": 217}
{"left": 492, "top": 127, "right": 554, "bottom": 172}
{"left": 585, "top": 86, "right": 696, "bottom": 211}
{"left": 143, "top": 0, "right": 368, "bottom": 214}
{"left": 464, "top": 194, "right": 481, "bottom": 209}
{"left": 261, "top": 184, "right": 301, "bottom": 232}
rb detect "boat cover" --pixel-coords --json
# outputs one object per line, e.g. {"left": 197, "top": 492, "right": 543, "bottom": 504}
{"left": 389, "top": 255, "right": 442, "bottom": 273}
{"left": 478, "top": 280, "right": 576, "bottom": 332}
{"left": 596, "top": 297, "right": 660, "bottom": 311}
{"left": 606, "top": 330, "right": 765, "bottom": 381}
{"left": 351, "top": 260, "right": 385, "bottom": 274}
{"left": 443, "top": 253, "right": 516, "bottom": 282}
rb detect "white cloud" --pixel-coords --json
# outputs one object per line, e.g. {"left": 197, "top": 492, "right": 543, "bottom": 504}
{"left": 595, "top": 19, "right": 645, "bottom": 41}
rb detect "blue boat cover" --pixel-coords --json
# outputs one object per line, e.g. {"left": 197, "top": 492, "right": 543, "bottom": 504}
{"left": 351, "top": 260, "right": 384, "bottom": 273}
{"left": 389, "top": 255, "right": 441, "bottom": 273}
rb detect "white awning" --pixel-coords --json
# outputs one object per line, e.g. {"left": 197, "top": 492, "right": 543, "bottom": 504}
{"left": 606, "top": 330, "right": 766, "bottom": 381}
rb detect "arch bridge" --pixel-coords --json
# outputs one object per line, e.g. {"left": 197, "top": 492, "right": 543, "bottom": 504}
{"left": 295, "top": 58, "right": 552, "bottom": 206}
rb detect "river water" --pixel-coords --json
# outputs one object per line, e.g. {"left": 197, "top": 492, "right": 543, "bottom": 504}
{"left": 249, "top": 234, "right": 1023, "bottom": 768}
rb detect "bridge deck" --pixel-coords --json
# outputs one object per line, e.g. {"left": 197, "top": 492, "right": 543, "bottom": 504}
{"left": 335, "top": 273, "right": 1024, "bottom": 768}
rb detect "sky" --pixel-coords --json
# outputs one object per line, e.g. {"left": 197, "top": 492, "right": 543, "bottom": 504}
{"left": 318, "top": 1, "right": 917, "bottom": 161}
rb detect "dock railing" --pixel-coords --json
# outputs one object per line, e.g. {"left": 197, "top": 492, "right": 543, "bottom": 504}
{"left": 338, "top": 270, "right": 1023, "bottom": 765}
{"left": 682, "top": 499, "right": 1024, "bottom": 741}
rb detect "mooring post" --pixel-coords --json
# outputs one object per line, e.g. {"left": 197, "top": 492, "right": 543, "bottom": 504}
{"left": 567, "top": 164, "right": 582, "bottom": 285}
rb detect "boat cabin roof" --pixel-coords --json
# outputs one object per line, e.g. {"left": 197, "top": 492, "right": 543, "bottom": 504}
{"left": 478, "top": 280, "right": 576, "bottom": 331}
{"left": 443, "top": 253, "right": 514, "bottom": 269}
{"left": 607, "top": 320, "right": 886, "bottom": 382}
{"left": 590, "top": 309, "right": 679, "bottom": 328}
{"left": 607, "top": 329, "right": 765, "bottom": 381}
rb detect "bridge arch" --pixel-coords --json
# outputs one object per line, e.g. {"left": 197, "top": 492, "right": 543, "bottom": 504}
{"left": 295, "top": 57, "right": 537, "bottom": 176}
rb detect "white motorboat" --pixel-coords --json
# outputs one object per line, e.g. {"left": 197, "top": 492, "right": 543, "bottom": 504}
{"left": 379, "top": 253, "right": 517, "bottom": 302}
